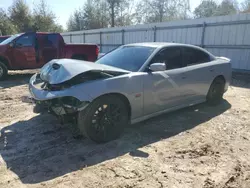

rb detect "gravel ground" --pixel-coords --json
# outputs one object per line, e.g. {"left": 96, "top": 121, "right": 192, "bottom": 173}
{"left": 0, "top": 70, "right": 250, "bottom": 188}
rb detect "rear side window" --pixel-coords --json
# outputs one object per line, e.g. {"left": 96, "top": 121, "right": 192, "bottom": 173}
{"left": 0, "top": 38, "right": 8, "bottom": 43}
{"left": 42, "top": 34, "right": 58, "bottom": 47}
{"left": 47, "top": 34, "right": 58, "bottom": 46}
{"left": 182, "top": 47, "right": 210, "bottom": 66}
{"left": 151, "top": 47, "right": 183, "bottom": 70}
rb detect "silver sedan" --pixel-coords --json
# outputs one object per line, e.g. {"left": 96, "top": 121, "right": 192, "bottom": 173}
{"left": 29, "top": 43, "right": 231, "bottom": 143}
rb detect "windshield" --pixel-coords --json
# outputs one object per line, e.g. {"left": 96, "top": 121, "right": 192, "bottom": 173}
{"left": 96, "top": 46, "right": 156, "bottom": 71}
{"left": 0, "top": 37, "right": 8, "bottom": 43}
{"left": 0, "top": 34, "right": 21, "bottom": 45}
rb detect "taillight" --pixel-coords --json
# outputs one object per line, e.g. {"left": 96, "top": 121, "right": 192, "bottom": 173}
{"left": 96, "top": 46, "right": 99, "bottom": 57}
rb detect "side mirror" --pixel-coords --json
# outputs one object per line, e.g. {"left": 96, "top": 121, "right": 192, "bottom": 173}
{"left": 149, "top": 63, "right": 166, "bottom": 72}
{"left": 9, "top": 42, "right": 14, "bottom": 47}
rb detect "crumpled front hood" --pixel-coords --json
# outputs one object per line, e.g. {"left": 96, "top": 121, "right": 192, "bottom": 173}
{"left": 40, "top": 59, "right": 130, "bottom": 85}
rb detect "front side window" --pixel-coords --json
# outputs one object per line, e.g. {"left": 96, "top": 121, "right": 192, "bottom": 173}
{"left": 15, "top": 34, "right": 35, "bottom": 47}
{"left": 151, "top": 47, "right": 183, "bottom": 70}
{"left": 182, "top": 47, "right": 210, "bottom": 66}
{"left": 96, "top": 46, "right": 156, "bottom": 72}
{"left": 0, "top": 34, "right": 21, "bottom": 45}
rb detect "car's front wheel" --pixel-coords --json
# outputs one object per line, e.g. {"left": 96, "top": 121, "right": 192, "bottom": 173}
{"left": 206, "top": 77, "right": 225, "bottom": 105}
{"left": 77, "top": 95, "right": 129, "bottom": 143}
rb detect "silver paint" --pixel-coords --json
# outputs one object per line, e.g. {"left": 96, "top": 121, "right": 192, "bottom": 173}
{"left": 29, "top": 43, "right": 232, "bottom": 123}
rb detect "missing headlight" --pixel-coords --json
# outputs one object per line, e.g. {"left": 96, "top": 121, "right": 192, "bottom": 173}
{"left": 61, "top": 97, "right": 82, "bottom": 107}
{"left": 53, "top": 97, "right": 89, "bottom": 111}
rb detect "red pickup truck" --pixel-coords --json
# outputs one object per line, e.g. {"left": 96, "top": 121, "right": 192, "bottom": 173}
{"left": 0, "top": 32, "right": 98, "bottom": 80}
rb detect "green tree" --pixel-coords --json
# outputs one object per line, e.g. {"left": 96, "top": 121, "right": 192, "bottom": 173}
{"left": 241, "top": 0, "right": 250, "bottom": 12}
{"left": 67, "top": 0, "right": 109, "bottom": 31}
{"left": 67, "top": 0, "right": 134, "bottom": 31}
{"left": 67, "top": 9, "right": 84, "bottom": 31}
{"left": 96, "top": 0, "right": 110, "bottom": 28}
{"left": 112, "top": 0, "right": 135, "bottom": 26}
{"left": 82, "top": 0, "right": 108, "bottom": 29}
{"left": 194, "top": 0, "right": 238, "bottom": 18}
{"left": 135, "top": 0, "right": 190, "bottom": 24}
{"left": 33, "top": 0, "right": 63, "bottom": 32}
{"left": 216, "top": 0, "right": 238, "bottom": 16}
{"left": 194, "top": 0, "right": 218, "bottom": 18}
{"left": 0, "top": 8, "right": 17, "bottom": 35}
{"left": 8, "top": 0, "right": 33, "bottom": 32}
{"left": 106, "top": 0, "right": 131, "bottom": 27}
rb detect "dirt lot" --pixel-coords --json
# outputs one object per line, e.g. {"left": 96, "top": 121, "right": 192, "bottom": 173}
{"left": 0, "top": 71, "right": 250, "bottom": 188}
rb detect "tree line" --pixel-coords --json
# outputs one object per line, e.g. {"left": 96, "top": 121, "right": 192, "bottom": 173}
{"left": 1, "top": 0, "right": 250, "bottom": 35}
{"left": 67, "top": 0, "right": 250, "bottom": 31}
{"left": 0, "top": 0, "right": 63, "bottom": 35}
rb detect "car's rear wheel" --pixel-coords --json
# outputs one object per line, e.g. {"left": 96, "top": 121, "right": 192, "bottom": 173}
{"left": 77, "top": 95, "right": 129, "bottom": 143}
{"left": 206, "top": 77, "right": 225, "bottom": 105}
{"left": 0, "top": 61, "right": 8, "bottom": 81}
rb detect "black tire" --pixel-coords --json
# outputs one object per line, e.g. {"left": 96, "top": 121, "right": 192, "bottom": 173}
{"left": 206, "top": 77, "right": 225, "bottom": 105}
{"left": 0, "top": 61, "right": 8, "bottom": 81}
{"left": 77, "top": 95, "right": 129, "bottom": 143}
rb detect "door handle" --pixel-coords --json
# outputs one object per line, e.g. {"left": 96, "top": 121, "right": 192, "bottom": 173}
{"left": 210, "top": 69, "right": 214, "bottom": 72}
{"left": 181, "top": 76, "right": 186, "bottom": 79}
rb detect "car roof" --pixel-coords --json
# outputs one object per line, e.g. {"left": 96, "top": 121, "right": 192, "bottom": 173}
{"left": 124, "top": 42, "right": 200, "bottom": 49}
{"left": 36, "top": 32, "right": 59, "bottom": 35}
{"left": 123, "top": 42, "right": 215, "bottom": 59}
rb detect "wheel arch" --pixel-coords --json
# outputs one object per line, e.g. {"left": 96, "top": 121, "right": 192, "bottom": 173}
{"left": 206, "top": 74, "right": 226, "bottom": 94}
{"left": 206, "top": 75, "right": 226, "bottom": 96}
{"left": 214, "top": 75, "right": 226, "bottom": 83}
{"left": 0, "top": 56, "right": 10, "bottom": 69}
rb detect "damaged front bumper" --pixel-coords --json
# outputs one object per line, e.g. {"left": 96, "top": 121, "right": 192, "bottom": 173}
{"left": 29, "top": 74, "right": 90, "bottom": 116}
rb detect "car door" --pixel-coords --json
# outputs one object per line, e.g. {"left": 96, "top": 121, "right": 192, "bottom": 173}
{"left": 11, "top": 33, "right": 37, "bottom": 69}
{"left": 143, "top": 47, "right": 191, "bottom": 116}
{"left": 181, "top": 47, "right": 216, "bottom": 101}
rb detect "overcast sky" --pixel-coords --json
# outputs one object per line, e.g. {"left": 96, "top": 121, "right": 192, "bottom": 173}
{"left": 0, "top": 0, "right": 243, "bottom": 29}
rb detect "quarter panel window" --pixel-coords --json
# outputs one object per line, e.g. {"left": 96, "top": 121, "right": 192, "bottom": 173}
{"left": 182, "top": 47, "right": 210, "bottom": 66}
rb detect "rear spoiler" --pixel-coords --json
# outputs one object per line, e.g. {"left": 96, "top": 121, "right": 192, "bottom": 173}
{"left": 216, "top": 56, "right": 230, "bottom": 61}
{"left": 96, "top": 46, "right": 99, "bottom": 58}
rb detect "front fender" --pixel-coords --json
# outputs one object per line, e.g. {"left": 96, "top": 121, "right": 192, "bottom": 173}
{"left": 79, "top": 73, "right": 144, "bottom": 119}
